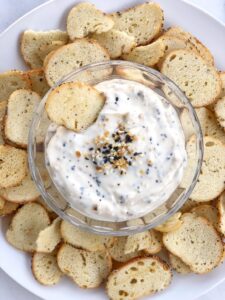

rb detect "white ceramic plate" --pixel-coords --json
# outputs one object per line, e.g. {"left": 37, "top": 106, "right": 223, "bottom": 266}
{"left": 0, "top": 1, "right": 225, "bottom": 300}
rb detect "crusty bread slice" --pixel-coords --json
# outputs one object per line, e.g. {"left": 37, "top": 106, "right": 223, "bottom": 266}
{"left": 57, "top": 243, "right": 112, "bottom": 288}
{"left": 21, "top": 30, "right": 68, "bottom": 68}
{"left": 67, "top": 2, "right": 114, "bottom": 40}
{"left": 106, "top": 256, "right": 172, "bottom": 300}
{"left": 0, "top": 70, "right": 31, "bottom": 102}
{"left": 124, "top": 230, "right": 151, "bottom": 254}
{"left": 0, "top": 174, "right": 39, "bottom": 203}
{"left": 161, "top": 50, "right": 221, "bottom": 107}
{"left": 214, "top": 96, "right": 225, "bottom": 129}
{"left": 165, "top": 27, "right": 214, "bottom": 65}
{"left": 0, "top": 145, "right": 27, "bottom": 188}
{"left": 156, "top": 35, "right": 199, "bottom": 68}
{"left": 27, "top": 69, "right": 49, "bottom": 97}
{"left": 111, "top": 2, "right": 164, "bottom": 46}
{"left": 36, "top": 218, "right": 61, "bottom": 253}
{"left": 108, "top": 236, "right": 140, "bottom": 262}
{"left": 191, "top": 205, "right": 219, "bottom": 230}
{"left": 6, "top": 202, "right": 50, "bottom": 252}
{"left": 45, "top": 82, "right": 105, "bottom": 132}
{"left": 163, "top": 213, "right": 223, "bottom": 274}
{"left": 61, "top": 220, "right": 114, "bottom": 251}
{"left": 91, "top": 29, "right": 136, "bottom": 59}
{"left": 143, "top": 230, "right": 163, "bottom": 254}
{"left": 0, "top": 196, "right": 5, "bottom": 210}
{"left": 44, "top": 39, "right": 110, "bottom": 87}
{"left": 181, "top": 136, "right": 225, "bottom": 201}
{"left": 122, "top": 39, "right": 165, "bottom": 67}
{"left": 32, "top": 252, "right": 62, "bottom": 285}
{"left": 180, "top": 107, "right": 225, "bottom": 143}
{"left": 4, "top": 89, "right": 43, "bottom": 147}
{"left": 0, "top": 201, "right": 19, "bottom": 216}
{"left": 155, "top": 212, "right": 182, "bottom": 233}
{"left": 168, "top": 253, "right": 191, "bottom": 274}
{"left": 217, "top": 192, "right": 225, "bottom": 236}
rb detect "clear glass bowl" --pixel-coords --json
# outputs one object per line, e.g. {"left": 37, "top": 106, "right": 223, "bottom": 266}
{"left": 28, "top": 60, "right": 203, "bottom": 236}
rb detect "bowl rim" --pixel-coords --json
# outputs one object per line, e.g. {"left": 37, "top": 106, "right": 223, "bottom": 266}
{"left": 28, "top": 60, "right": 203, "bottom": 236}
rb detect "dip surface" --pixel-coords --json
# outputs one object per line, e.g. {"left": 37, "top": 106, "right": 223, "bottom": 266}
{"left": 46, "top": 79, "right": 187, "bottom": 221}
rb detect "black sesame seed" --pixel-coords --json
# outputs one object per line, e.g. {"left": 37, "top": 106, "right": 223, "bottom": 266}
{"left": 102, "top": 149, "right": 110, "bottom": 155}
{"left": 137, "top": 91, "right": 144, "bottom": 98}
{"left": 133, "top": 152, "right": 142, "bottom": 156}
{"left": 125, "top": 135, "right": 132, "bottom": 143}
{"left": 89, "top": 147, "right": 94, "bottom": 151}
{"left": 113, "top": 156, "right": 121, "bottom": 161}
{"left": 93, "top": 205, "right": 98, "bottom": 211}
{"left": 62, "top": 142, "right": 66, "bottom": 147}
{"left": 71, "top": 165, "right": 75, "bottom": 171}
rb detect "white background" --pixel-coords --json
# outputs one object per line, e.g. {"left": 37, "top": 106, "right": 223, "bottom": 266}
{"left": 0, "top": 0, "right": 225, "bottom": 299}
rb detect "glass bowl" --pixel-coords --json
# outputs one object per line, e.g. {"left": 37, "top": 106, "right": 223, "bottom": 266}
{"left": 28, "top": 60, "right": 203, "bottom": 236}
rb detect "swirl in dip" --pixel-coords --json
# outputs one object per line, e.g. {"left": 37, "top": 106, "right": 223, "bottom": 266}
{"left": 46, "top": 79, "right": 187, "bottom": 221}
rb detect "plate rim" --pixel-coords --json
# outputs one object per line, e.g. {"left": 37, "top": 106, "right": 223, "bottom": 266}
{"left": 0, "top": 1, "right": 225, "bottom": 300}
{"left": 0, "top": 0, "right": 225, "bottom": 40}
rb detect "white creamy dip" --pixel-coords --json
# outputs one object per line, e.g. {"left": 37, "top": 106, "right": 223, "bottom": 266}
{"left": 46, "top": 79, "right": 187, "bottom": 221}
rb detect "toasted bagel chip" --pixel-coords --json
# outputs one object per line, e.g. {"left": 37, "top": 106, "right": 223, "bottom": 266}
{"left": 111, "top": 2, "right": 164, "bottom": 46}
{"left": 67, "top": 2, "right": 114, "bottom": 40}
{"left": 45, "top": 82, "right": 105, "bottom": 132}
{"left": 0, "top": 145, "right": 27, "bottom": 188}
{"left": 57, "top": 244, "right": 112, "bottom": 288}
{"left": 44, "top": 39, "right": 110, "bottom": 87}
{"left": 106, "top": 256, "right": 172, "bottom": 300}
{"left": 6, "top": 203, "right": 50, "bottom": 252}
{"left": 163, "top": 213, "right": 223, "bottom": 274}
{"left": 32, "top": 251, "right": 62, "bottom": 285}
{"left": 181, "top": 136, "right": 225, "bottom": 201}
{"left": 161, "top": 50, "right": 221, "bottom": 107}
